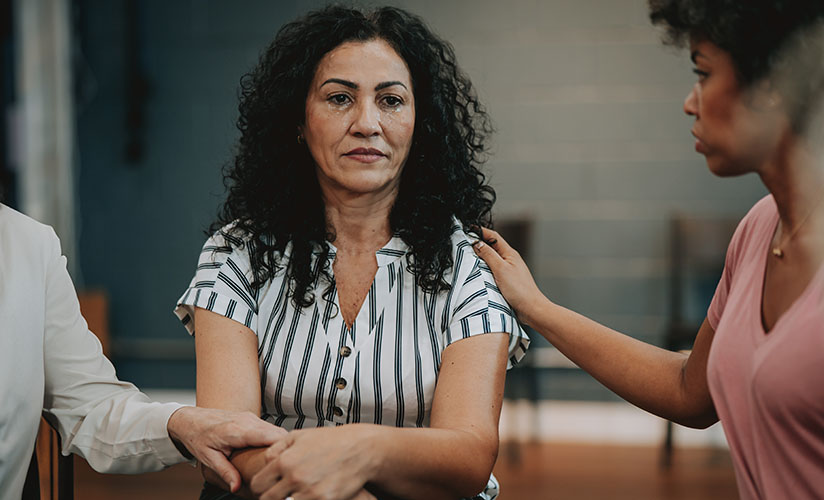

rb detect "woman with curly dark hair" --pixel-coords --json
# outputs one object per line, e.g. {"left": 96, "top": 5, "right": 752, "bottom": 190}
{"left": 475, "top": 1, "right": 824, "bottom": 498}
{"left": 174, "top": 5, "right": 528, "bottom": 500}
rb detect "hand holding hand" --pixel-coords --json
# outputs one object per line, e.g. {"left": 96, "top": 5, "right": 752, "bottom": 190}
{"left": 249, "top": 426, "right": 377, "bottom": 500}
{"left": 472, "top": 227, "right": 549, "bottom": 326}
{"left": 167, "top": 407, "right": 287, "bottom": 493}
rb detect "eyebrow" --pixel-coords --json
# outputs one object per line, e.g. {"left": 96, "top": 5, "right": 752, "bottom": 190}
{"left": 690, "top": 50, "right": 704, "bottom": 64}
{"left": 375, "top": 81, "right": 407, "bottom": 91}
{"left": 320, "top": 78, "right": 408, "bottom": 91}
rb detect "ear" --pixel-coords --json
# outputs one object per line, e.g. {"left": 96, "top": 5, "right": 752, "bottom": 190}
{"left": 750, "top": 79, "right": 783, "bottom": 112}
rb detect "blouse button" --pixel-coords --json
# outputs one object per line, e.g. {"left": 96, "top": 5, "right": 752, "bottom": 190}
{"left": 335, "top": 378, "right": 347, "bottom": 390}
{"left": 333, "top": 406, "right": 344, "bottom": 417}
{"left": 339, "top": 346, "right": 352, "bottom": 357}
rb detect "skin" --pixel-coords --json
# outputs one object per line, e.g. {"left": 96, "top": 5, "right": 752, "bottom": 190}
{"left": 196, "top": 38, "right": 509, "bottom": 500}
{"left": 687, "top": 41, "right": 784, "bottom": 178}
{"left": 165, "top": 406, "right": 287, "bottom": 493}
{"left": 301, "top": 38, "right": 416, "bottom": 328}
{"left": 473, "top": 38, "right": 824, "bottom": 428}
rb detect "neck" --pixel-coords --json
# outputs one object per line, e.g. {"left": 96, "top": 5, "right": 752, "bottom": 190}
{"left": 759, "top": 132, "right": 824, "bottom": 232}
{"left": 322, "top": 185, "right": 397, "bottom": 254}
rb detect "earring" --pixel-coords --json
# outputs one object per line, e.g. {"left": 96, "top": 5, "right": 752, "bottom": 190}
{"left": 297, "top": 134, "right": 304, "bottom": 144}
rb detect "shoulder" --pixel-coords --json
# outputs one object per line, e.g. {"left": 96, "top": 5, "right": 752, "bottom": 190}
{"left": 447, "top": 218, "right": 483, "bottom": 271}
{"left": 203, "top": 222, "right": 286, "bottom": 260}
{"left": 204, "top": 222, "right": 251, "bottom": 252}
{"left": 0, "top": 204, "right": 58, "bottom": 247}
{"left": 0, "top": 205, "right": 61, "bottom": 267}
{"left": 198, "top": 222, "right": 267, "bottom": 269}
{"left": 728, "top": 195, "right": 777, "bottom": 256}
{"left": 740, "top": 195, "right": 777, "bottom": 230}
{"left": 717, "top": 195, "right": 776, "bottom": 280}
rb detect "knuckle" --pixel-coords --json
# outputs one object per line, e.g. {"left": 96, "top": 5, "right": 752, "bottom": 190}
{"left": 288, "top": 468, "right": 311, "bottom": 490}
{"left": 306, "top": 485, "right": 326, "bottom": 500}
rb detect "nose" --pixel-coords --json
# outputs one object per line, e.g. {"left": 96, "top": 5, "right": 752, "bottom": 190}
{"left": 350, "top": 101, "right": 381, "bottom": 138}
{"left": 684, "top": 83, "right": 699, "bottom": 116}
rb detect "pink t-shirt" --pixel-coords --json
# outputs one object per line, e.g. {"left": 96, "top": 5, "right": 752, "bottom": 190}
{"left": 707, "top": 195, "right": 824, "bottom": 500}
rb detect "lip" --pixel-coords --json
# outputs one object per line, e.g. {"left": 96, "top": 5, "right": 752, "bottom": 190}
{"left": 691, "top": 130, "right": 708, "bottom": 155}
{"left": 343, "top": 147, "right": 386, "bottom": 163}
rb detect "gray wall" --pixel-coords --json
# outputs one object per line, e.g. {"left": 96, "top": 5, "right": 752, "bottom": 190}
{"left": 75, "top": 0, "right": 765, "bottom": 393}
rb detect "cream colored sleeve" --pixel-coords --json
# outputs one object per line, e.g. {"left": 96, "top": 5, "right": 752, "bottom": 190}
{"left": 40, "top": 229, "right": 188, "bottom": 473}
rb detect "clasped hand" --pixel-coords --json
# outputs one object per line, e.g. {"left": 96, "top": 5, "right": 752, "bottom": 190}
{"left": 248, "top": 426, "right": 378, "bottom": 500}
{"left": 167, "top": 407, "right": 288, "bottom": 493}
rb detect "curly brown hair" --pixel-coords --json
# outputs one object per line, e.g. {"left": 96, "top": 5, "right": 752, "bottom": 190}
{"left": 212, "top": 5, "right": 495, "bottom": 309}
{"left": 649, "top": 0, "right": 824, "bottom": 133}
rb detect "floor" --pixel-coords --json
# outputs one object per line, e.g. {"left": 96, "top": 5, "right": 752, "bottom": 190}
{"left": 74, "top": 441, "right": 738, "bottom": 499}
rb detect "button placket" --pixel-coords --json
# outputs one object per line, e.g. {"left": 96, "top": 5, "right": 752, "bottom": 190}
{"left": 331, "top": 339, "right": 357, "bottom": 423}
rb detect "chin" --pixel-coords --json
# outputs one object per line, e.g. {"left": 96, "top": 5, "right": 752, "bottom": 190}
{"left": 704, "top": 155, "right": 749, "bottom": 178}
{"left": 338, "top": 176, "right": 399, "bottom": 195}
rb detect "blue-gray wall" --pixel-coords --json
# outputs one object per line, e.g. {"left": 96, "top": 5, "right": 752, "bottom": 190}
{"left": 75, "top": 0, "right": 765, "bottom": 393}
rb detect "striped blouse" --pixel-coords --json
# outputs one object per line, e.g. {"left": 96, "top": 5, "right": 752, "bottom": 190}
{"left": 175, "top": 222, "right": 529, "bottom": 499}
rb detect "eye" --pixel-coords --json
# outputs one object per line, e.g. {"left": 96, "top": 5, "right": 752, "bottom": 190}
{"left": 380, "top": 95, "right": 404, "bottom": 108}
{"left": 692, "top": 68, "right": 709, "bottom": 81}
{"left": 328, "top": 93, "right": 352, "bottom": 106}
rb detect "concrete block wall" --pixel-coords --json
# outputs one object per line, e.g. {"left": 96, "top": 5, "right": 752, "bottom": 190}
{"left": 75, "top": 0, "right": 765, "bottom": 393}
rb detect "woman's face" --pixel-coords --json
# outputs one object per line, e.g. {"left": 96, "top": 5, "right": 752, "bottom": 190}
{"left": 302, "top": 39, "right": 415, "bottom": 199}
{"left": 685, "top": 39, "right": 784, "bottom": 177}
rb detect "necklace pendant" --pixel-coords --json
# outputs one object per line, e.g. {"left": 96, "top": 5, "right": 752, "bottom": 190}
{"left": 772, "top": 247, "right": 784, "bottom": 258}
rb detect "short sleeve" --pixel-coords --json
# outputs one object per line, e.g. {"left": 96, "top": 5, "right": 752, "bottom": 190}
{"left": 706, "top": 258, "right": 733, "bottom": 331}
{"left": 174, "top": 231, "right": 259, "bottom": 336}
{"left": 707, "top": 195, "right": 776, "bottom": 331}
{"left": 445, "top": 255, "right": 530, "bottom": 369}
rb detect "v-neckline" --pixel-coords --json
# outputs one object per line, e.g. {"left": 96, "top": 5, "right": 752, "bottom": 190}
{"left": 757, "top": 211, "right": 824, "bottom": 335}
{"left": 317, "top": 235, "right": 408, "bottom": 347}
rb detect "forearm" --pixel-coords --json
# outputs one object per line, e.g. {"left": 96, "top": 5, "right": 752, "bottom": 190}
{"left": 524, "top": 296, "right": 716, "bottom": 428}
{"left": 360, "top": 424, "right": 496, "bottom": 500}
{"left": 201, "top": 447, "right": 279, "bottom": 498}
{"left": 238, "top": 424, "right": 494, "bottom": 500}
{"left": 221, "top": 448, "right": 269, "bottom": 499}
{"left": 48, "top": 386, "right": 186, "bottom": 473}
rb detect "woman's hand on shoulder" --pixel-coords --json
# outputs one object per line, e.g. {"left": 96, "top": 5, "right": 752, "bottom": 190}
{"left": 472, "top": 227, "right": 550, "bottom": 327}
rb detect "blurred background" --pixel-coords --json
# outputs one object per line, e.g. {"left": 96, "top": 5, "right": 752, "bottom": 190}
{"left": 3, "top": 0, "right": 765, "bottom": 498}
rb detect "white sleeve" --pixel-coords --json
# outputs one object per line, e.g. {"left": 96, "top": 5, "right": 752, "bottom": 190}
{"left": 41, "top": 229, "right": 188, "bottom": 473}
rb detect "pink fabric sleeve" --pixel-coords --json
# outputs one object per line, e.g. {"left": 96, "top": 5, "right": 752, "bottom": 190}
{"left": 707, "top": 249, "right": 735, "bottom": 331}
{"left": 706, "top": 196, "right": 774, "bottom": 331}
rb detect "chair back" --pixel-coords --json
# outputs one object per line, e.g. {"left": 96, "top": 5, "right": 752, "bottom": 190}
{"left": 667, "top": 215, "right": 738, "bottom": 349}
{"left": 22, "top": 417, "right": 74, "bottom": 500}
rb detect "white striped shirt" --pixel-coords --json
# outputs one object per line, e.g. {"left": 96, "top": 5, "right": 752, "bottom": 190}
{"left": 175, "top": 222, "right": 529, "bottom": 499}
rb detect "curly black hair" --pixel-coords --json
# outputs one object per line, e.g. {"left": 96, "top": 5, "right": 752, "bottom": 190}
{"left": 648, "top": 0, "right": 824, "bottom": 133}
{"left": 211, "top": 5, "right": 495, "bottom": 309}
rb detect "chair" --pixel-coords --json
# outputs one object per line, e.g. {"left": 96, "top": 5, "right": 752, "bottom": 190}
{"left": 22, "top": 417, "right": 74, "bottom": 500}
{"left": 21, "top": 291, "right": 106, "bottom": 500}
{"left": 661, "top": 214, "right": 738, "bottom": 466}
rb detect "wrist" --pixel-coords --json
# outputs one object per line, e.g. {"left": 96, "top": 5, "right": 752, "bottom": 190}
{"left": 167, "top": 406, "right": 195, "bottom": 459}
{"left": 353, "top": 424, "right": 386, "bottom": 484}
{"left": 520, "top": 292, "right": 553, "bottom": 328}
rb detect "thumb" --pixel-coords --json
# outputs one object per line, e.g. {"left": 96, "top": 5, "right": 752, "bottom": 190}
{"left": 226, "top": 421, "right": 287, "bottom": 449}
{"left": 204, "top": 451, "right": 242, "bottom": 493}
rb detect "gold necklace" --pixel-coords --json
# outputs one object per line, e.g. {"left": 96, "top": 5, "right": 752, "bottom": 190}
{"left": 771, "top": 193, "right": 824, "bottom": 258}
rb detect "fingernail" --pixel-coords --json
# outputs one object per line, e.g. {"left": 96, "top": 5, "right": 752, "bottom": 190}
{"left": 473, "top": 240, "right": 484, "bottom": 250}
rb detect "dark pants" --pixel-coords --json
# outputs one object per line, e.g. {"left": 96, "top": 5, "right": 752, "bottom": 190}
{"left": 199, "top": 481, "right": 244, "bottom": 500}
